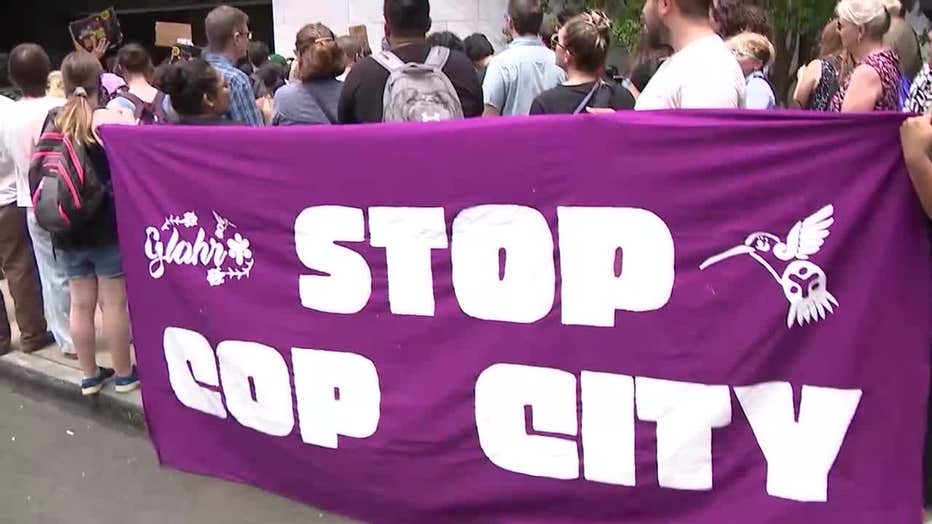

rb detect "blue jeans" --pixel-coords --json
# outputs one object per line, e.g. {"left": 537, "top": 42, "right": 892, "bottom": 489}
{"left": 26, "top": 209, "right": 74, "bottom": 354}
{"left": 59, "top": 244, "right": 123, "bottom": 280}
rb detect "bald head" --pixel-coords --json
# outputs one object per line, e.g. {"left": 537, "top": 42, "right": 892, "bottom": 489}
{"left": 10, "top": 43, "right": 51, "bottom": 98}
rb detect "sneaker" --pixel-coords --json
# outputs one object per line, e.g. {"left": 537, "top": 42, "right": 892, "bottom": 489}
{"left": 81, "top": 367, "right": 115, "bottom": 396}
{"left": 114, "top": 366, "right": 139, "bottom": 393}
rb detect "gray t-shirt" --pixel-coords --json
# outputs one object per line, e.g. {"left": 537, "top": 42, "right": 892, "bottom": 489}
{"left": 273, "top": 79, "right": 343, "bottom": 125}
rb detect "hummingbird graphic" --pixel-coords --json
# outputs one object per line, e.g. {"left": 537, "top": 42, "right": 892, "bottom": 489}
{"left": 700, "top": 204, "right": 838, "bottom": 328}
{"left": 212, "top": 211, "right": 237, "bottom": 240}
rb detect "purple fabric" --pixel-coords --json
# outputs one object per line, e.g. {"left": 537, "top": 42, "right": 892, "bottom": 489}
{"left": 100, "top": 111, "right": 930, "bottom": 523}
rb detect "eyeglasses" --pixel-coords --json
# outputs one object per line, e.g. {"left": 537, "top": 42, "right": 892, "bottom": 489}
{"left": 235, "top": 30, "right": 253, "bottom": 41}
{"left": 550, "top": 33, "right": 564, "bottom": 49}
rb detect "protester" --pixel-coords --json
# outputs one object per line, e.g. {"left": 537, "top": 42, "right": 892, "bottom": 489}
{"left": 482, "top": 0, "right": 565, "bottom": 116}
{"left": 427, "top": 31, "right": 466, "bottom": 53}
{"left": 900, "top": 117, "right": 932, "bottom": 218}
{"left": 274, "top": 23, "right": 344, "bottom": 125}
{"left": 882, "top": 0, "right": 921, "bottom": 95}
{"left": 7, "top": 43, "right": 74, "bottom": 358}
{"left": 727, "top": 32, "right": 777, "bottom": 109}
{"left": 336, "top": 36, "right": 364, "bottom": 82}
{"left": 831, "top": 0, "right": 899, "bottom": 112}
{"left": 160, "top": 59, "right": 234, "bottom": 125}
{"left": 46, "top": 70, "right": 64, "bottom": 98}
{"left": 107, "top": 43, "right": 172, "bottom": 123}
{"left": 339, "top": 0, "right": 482, "bottom": 123}
{"left": 0, "top": 52, "right": 20, "bottom": 100}
{"left": 464, "top": 33, "right": 495, "bottom": 86}
{"left": 794, "top": 19, "right": 845, "bottom": 110}
{"left": 249, "top": 41, "right": 270, "bottom": 70}
{"left": 203, "top": 5, "right": 264, "bottom": 125}
{"left": 0, "top": 77, "right": 51, "bottom": 356}
{"left": 530, "top": 10, "right": 635, "bottom": 114}
{"left": 48, "top": 51, "right": 137, "bottom": 395}
{"left": 905, "top": 20, "right": 932, "bottom": 113}
{"left": 254, "top": 62, "right": 287, "bottom": 97}
{"left": 711, "top": 0, "right": 773, "bottom": 39}
{"left": 635, "top": 0, "right": 745, "bottom": 109}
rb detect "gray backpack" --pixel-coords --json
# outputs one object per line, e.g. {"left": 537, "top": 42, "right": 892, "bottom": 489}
{"left": 371, "top": 47, "right": 464, "bottom": 123}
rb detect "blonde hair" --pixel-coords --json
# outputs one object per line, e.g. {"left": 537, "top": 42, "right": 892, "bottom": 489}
{"left": 727, "top": 32, "right": 776, "bottom": 68}
{"left": 836, "top": 0, "right": 891, "bottom": 39}
{"left": 46, "top": 71, "right": 64, "bottom": 98}
{"left": 56, "top": 52, "right": 102, "bottom": 145}
{"left": 562, "top": 10, "right": 613, "bottom": 73}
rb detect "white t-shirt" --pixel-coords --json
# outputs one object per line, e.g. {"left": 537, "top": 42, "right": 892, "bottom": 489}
{"left": 635, "top": 34, "right": 746, "bottom": 111}
{"left": 0, "top": 96, "right": 17, "bottom": 206}
{"left": 0, "top": 96, "right": 66, "bottom": 207}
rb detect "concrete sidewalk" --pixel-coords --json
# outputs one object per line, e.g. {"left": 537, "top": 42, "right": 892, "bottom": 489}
{"left": 0, "top": 280, "right": 145, "bottom": 429}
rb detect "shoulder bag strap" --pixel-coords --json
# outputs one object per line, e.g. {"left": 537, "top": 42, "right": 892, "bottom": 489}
{"left": 573, "top": 80, "right": 604, "bottom": 115}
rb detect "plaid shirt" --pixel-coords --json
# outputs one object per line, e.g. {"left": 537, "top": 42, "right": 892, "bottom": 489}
{"left": 204, "top": 52, "right": 263, "bottom": 126}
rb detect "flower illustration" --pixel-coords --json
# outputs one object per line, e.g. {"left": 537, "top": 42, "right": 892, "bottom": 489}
{"left": 226, "top": 233, "right": 253, "bottom": 265}
{"left": 206, "top": 267, "right": 225, "bottom": 287}
{"left": 181, "top": 212, "right": 198, "bottom": 228}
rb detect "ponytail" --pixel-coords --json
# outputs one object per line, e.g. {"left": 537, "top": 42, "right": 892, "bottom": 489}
{"left": 57, "top": 51, "right": 103, "bottom": 145}
{"left": 56, "top": 86, "right": 96, "bottom": 145}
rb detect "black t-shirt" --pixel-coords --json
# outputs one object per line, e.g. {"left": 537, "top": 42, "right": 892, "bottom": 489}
{"left": 338, "top": 43, "right": 483, "bottom": 124}
{"left": 530, "top": 81, "right": 635, "bottom": 115}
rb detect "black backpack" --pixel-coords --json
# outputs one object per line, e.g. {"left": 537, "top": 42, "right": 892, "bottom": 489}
{"left": 28, "top": 111, "right": 106, "bottom": 235}
{"left": 114, "top": 92, "right": 170, "bottom": 124}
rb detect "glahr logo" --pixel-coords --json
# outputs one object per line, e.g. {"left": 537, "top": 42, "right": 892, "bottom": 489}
{"left": 144, "top": 211, "right": 254, "bottom": 287}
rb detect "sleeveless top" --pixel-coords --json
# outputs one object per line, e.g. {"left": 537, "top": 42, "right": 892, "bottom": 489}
{"left": 830, "top": 48, "right": 900, "bottom": 111}
{"left": 807, "top": 60, "right": 839, "bottom": 111}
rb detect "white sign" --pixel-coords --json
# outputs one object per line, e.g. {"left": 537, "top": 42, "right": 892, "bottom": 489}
{"left": 272, "top": 0, "right": 509, "bottom": 56}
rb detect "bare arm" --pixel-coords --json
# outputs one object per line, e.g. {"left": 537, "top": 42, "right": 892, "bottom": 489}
{"left": 840, "top": 65, "right": 882, "bottom": 113}
{"left": 793, "top": 60, "right": 822, "bottom": 108}
{"left": 900, "top": 116, "right": 932, "bottom": 219}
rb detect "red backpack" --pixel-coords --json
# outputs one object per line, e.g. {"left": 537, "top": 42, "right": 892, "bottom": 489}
{"left": 28, "top": 111, "right": 106, "bottom": 235}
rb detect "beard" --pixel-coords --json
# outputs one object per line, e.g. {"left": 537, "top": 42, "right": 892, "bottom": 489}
{"left": 643, "top": 12, "right": 668, "bottom": 50}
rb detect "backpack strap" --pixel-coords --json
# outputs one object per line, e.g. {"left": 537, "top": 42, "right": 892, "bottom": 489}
{"left": 115, "top": 92, "right": 147, "bottom": 120}
{"left": 372, "top": 51, "right": 408, "bottom": 73}
{"left": 424, "top": 46, "right": 450, "bottom": 70}
{"left": 151, "top": 91, "right": 169, "bottom": 122}
{"left": 573, "top": 80, "right": 605, "bottom": 115}
{"left": 303, "top": 83, "right": 336, "bottom": 124}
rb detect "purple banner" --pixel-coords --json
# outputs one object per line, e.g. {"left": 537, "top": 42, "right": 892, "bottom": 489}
{"left": 102, "top": 112, "right": 930, "bottom": 523}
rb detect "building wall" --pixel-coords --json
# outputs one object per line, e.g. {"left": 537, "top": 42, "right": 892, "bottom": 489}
{"left": 272, "top": 0, "right": 509, "bottom": 57}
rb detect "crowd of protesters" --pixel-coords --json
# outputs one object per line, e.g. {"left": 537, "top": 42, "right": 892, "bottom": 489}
{"left": 0, "top": 0, "right": 929, "bottom": 393}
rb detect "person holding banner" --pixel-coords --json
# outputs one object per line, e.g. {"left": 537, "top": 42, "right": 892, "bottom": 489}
{"left": 900, "top": 117, "right": 932, "bottom": 219}
{"left": 634, "top": 0, "right": 745, "bottom": 109}
{"left": 530, "top": 10, "right": 635, "bottom": 115}
{"left": 52, "top": 52, "right": 138, "bottom": 395}
{"left": 830, "top": 0, "right": 900, "bottom": 112}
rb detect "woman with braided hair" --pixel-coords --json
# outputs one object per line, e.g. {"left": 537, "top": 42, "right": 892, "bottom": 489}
{"left": 530, "top": 10, "right": 635, "bottom": 115}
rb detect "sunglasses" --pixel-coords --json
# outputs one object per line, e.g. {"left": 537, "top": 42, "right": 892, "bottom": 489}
{"left": 550, "top": 33, "right": 564, "bottom": 49}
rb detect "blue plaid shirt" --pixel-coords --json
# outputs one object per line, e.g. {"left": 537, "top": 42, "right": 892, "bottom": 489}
{"left": 204, "top": 52, "right": 263, "bottom": 126}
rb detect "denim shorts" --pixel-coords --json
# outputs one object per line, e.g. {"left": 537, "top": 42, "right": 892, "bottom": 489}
{"left": 59, "top": 244, "right": 124, "bottom": 280}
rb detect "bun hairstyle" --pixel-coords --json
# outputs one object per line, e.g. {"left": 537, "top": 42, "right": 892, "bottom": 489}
{"left": 562, "top": 10, "right": 613, "bottom": 74}
{"left": 56, "top": 51, "right": 102, "bottom": 145}
{"left": 159, "top": 58, "right": 218, "bottom": 116}
{"left": 726, "top": 32, "right": 776, "bottom": 69}
{"left": 295, "top": 23, "right": 345, "bottom": 82}
{"left": 836, "top": 0, "right": 891, "bottom": 40}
